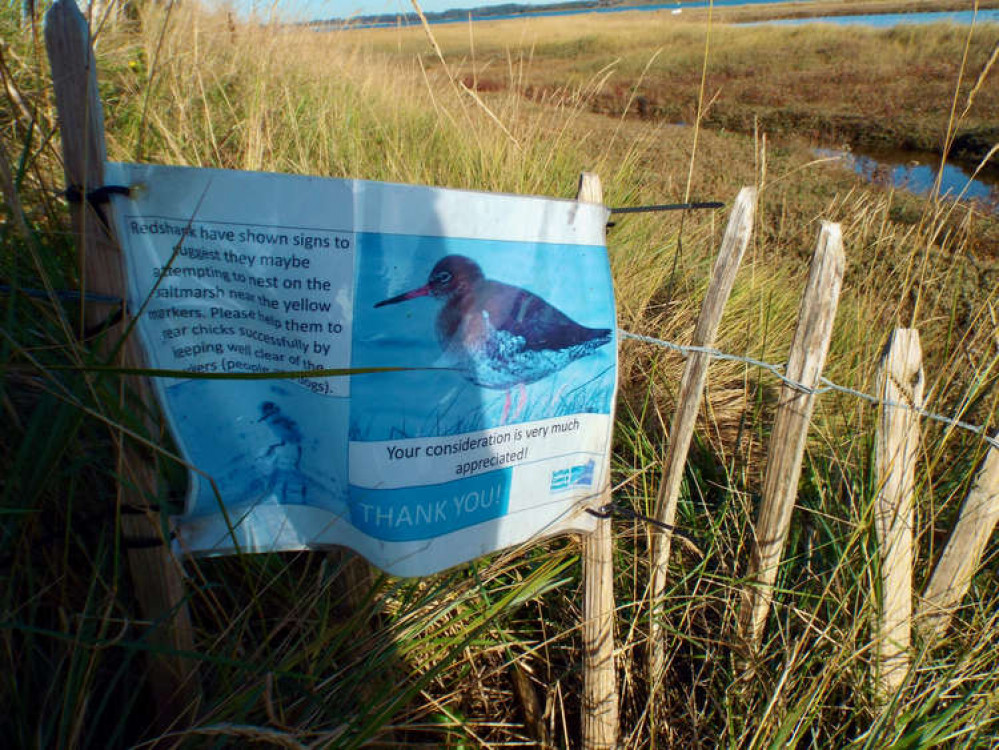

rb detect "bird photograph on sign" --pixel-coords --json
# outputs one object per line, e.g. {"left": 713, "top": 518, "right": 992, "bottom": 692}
{"left": 351, "top": 244, "right": 615, "bottom": 439}
{"left": 368, "top": 252, "right": 615, "bottom": 431}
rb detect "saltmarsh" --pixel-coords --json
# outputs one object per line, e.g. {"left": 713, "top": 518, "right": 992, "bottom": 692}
{"left": 1, "top": 0, "right": 998, "bottom": 747}
{"left": 357, "top": 1, "right": 999, "bottom": 158}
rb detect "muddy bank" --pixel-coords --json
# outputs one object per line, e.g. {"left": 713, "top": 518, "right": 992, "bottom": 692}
{"left": 570, "top": 86, "right": 999, "bottom": 174}
{"left": 706, "top": 112, "right": 997, "bottom": 172}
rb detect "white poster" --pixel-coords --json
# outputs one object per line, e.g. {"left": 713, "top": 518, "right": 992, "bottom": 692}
{"left": 106, "top": 163, "right": 616, "bottom": 576}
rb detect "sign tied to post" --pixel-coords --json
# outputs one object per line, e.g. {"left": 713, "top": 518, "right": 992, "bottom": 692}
{"left": 107, "top": 163, "right": 617, "bottom": 576}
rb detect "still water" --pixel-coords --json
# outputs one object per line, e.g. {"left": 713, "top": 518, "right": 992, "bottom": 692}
{"left": 351, "top": 3, "right": 999, "bottom": 29}
{"left": 757, "top": 10, "right": 999, "bottom": 27}
{"left": 817, "top": 148, "right": 999, "bottom": 213}
{"left": 353, "top": 0, "right": 798, "bottom": 28}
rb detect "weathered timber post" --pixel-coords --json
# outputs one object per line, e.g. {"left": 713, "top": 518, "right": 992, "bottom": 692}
{"left": 648, "top": 187, "right": 756, "bottom": 688}
{"left": 919, "top": 436, "right": 999, "bottom": 640}
{"left": 578, "top": 172, "right": 618, "bottom": 750}
{"left": 873, "top": 328, "right": 923, "bottom": 699}
{"left": 738, "top": 222, "right": 844, "bottom": 649}
{"left": 45, "top": 0, "right": 199, "bottom": 724}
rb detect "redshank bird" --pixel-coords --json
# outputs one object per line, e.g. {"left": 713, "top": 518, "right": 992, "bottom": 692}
{"left": 374, "top": 255, "right": 612, "bottom": 422}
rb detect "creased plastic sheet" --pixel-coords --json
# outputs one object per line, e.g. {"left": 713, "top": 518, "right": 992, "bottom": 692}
{"left": 106, "top": 163, "right": 617, "bottom": 576}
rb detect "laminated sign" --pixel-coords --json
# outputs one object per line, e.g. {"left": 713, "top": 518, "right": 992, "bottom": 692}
{"left": 106, "top": 163, "right": 617, "bottom": 576}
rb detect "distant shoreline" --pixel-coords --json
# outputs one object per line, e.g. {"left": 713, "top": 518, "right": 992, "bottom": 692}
{"left": 307, "top": 0, "right": 999, "bottom": 29}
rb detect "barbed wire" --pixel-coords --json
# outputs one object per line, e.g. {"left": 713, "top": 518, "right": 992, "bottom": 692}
{"left": 619, "top": 330, "right": 999, "bottom": 452}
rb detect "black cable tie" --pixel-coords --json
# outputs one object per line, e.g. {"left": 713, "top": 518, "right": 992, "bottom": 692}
{"left": 609, "top": 201, "right": 724, "bottom": 215}
{"left": 586, "top": 501, "right": 698, "bottom": 545}
{"left": 587, "top": 502, "right": 679, "bottom": 531}
{"left": 586, "top": 503, "right": 615, "bottom": 519}
{"left": 61, "top": 185, "right": 85, "bottom": 203}
{"left": 62, "top": 184, "right": 132, "bottom": 206}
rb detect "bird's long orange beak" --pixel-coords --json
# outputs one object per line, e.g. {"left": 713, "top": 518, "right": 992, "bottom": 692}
{"left": 374, "top": 284, "right": 432, "bottom": 307}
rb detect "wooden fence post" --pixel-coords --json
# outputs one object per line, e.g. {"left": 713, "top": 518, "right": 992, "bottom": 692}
{"left": 578, "top": 172, "right": 618, "bottom": 750}
{"left": 45, "top": 0, "right": 199, "bottom": 724}
{"left": 873, "top": 329, "right": 922, "bottom": 699}
{"left": 919, "top": 437, "right": 999, "bottom": 640}
{"left": 648, "top": 187, "right": 756, "bottom": 687}
{"left": 738, "top": 222, "right": 844, "bottom": 649}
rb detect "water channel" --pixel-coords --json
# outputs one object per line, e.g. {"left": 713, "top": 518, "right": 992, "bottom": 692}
{"left": 755, "top": 10, "right": 999, "bottom": 27}
{"left": 346, "top": 5, "right": 999, "bottom": 212}
{"left": 732, "top": 9, "right": 999, "bottom": 212}
{"left": 352, "top": 4, "right": 999, "bottom": 29}
{"left": 816, "top": 147, "right": 998, "bottom": 213}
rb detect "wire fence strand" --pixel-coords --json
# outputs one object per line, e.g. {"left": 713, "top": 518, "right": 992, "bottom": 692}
{"left": 3, "top": 278, "right": 996, "bottom": 451}
{"left": 619, "top": 330, "right": 999, "bottom": 451}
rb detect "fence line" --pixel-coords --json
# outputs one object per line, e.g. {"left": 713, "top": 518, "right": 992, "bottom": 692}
{"left": 5, "top": 281, "right": 993, "bottom": 452}
{"left": 619, "top": 330, "right": 999, "bottom": 451}
{"left": 4, "top": 289, "right": 994, "bottom": 452}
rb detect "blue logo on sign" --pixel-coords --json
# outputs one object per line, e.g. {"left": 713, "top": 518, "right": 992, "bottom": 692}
{"left": 550, "top": 459, "right": 595, "bottom": 493}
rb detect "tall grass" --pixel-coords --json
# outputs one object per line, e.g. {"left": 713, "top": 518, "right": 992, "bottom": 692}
{"left": 2, "top": 0, "right": 998, "bottom": 747}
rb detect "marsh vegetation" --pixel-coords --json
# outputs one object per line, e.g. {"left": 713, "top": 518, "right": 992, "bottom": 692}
{"left": 1, "top": 0, "right": 998, "bottom": 746}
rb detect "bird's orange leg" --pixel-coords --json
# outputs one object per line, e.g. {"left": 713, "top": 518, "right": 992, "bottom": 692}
{"left": 511, "top": 382, "right": 527, "bottom": 421}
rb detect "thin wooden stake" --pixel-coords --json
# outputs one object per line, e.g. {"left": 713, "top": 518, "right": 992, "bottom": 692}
{"left": 874, "top": 328, "right": 922, "bottom": 698}
{"left": 648, "top": 187, "right": 756, "bottom": 687}
{"left": 919, "top": 438, "right": 999, "bottom": 640}
{"left": 578, "top": 172, "right": 618, "bottom": 750}
{"left": 738, "top": 222, "right": 844, "bottom": 649}
{"left": 45, "top": 0, "right": 198, "bottom": 723}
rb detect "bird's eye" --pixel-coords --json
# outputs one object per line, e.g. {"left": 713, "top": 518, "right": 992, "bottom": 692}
{"left": 433, "top": 271, "right": 453, "bottom": 285}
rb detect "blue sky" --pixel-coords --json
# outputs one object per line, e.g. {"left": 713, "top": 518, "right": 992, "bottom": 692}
{"left": 239, "top": 0, "right": 575, "bottom": 22}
